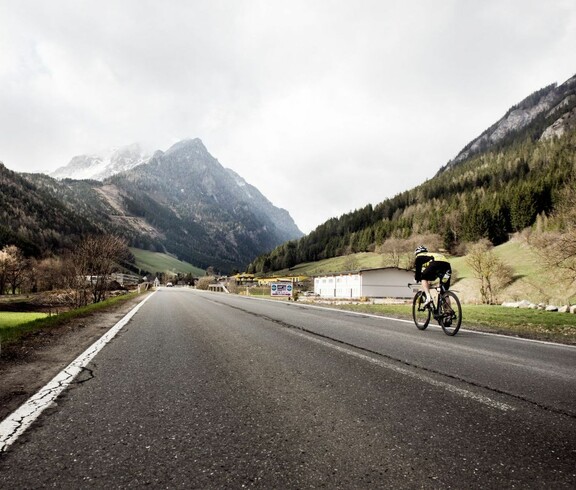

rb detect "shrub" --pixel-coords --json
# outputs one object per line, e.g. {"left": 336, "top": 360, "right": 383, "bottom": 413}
{"left": 196, "top": 276, "right": 215, "bottom": 290}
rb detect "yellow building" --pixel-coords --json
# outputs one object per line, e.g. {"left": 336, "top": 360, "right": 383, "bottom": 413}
{"left": 232, "top": 273, "right": 256, "bottom": 286}
{"left": 257, "top": 275, "right": 308, "bottom": 286}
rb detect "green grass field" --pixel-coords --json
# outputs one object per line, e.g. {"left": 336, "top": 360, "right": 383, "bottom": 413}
{"left": 0, "top": 312, "right": 49, "bottom": 330}
{"left": 284, "top": 252, "right": 386, "bottom": 276}
{"left": 0, "top": 292, "right": 145, "bottom": 345}
{"left": 451, "top": 240, "right": 576, "bottom": 304}
{"left": 131, "top": 248, "right": 205, "bottom": 277}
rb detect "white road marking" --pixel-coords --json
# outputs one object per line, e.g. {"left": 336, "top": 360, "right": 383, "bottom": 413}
{"left": 0, "top": 293, "right": 154, "bottom": 453}
{"left": 288, "top": 328, "right": 516, "bottom": 412}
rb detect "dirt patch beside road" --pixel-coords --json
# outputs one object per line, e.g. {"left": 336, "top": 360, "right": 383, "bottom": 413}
{"left": 0, "top": 293, "right": 150, "bottom": 422}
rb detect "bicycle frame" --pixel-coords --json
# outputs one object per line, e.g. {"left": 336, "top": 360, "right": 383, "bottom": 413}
{"left": 409, "top": 282, "right": 462, "bottom": 336}
{"left": 409, "top": 282, "right": 445, "bottom": 312}
{"left": 431, "top": 285, "right": 448, "bottom": 318}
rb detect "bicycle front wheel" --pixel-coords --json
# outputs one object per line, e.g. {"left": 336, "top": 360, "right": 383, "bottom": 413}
{"left": 412, "top": 291, "right": 431, "bottom": 330}
{"left": 439, "top": 291, "right": 462, "bottom": 336}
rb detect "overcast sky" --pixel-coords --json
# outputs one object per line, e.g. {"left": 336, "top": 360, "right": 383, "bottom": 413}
{"left": 1, "top": 1, "right": 575, "bottom": 233}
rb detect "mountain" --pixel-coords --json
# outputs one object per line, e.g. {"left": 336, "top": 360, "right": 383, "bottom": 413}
{"left": 443, "top": 74, "right": 576, "bottom": 172}
{"left": 225, "top": 167, "right": 300, "bottom": 242}
{"left": 2, "top": 138, "right": 303, "bottom": 272}
{"left": 249, "top": 73, "right": 576, "bottom": 273}
{"left": 50, "top": 143, "right": 149, "bottom": 181}
{"left": 104, "top": 138, "right": 303, "bottom": 270}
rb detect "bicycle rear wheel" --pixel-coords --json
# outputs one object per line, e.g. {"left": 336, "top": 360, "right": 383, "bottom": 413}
{"left": 412, "top": 291, "right": 431, "bottom": 330}
{"left": 439, "top": 291, "right": 462, "bottom": 336}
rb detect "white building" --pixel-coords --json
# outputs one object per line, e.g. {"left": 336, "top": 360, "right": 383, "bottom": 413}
{"left": 314, "top": 268, "right": 414, "bottom": 299}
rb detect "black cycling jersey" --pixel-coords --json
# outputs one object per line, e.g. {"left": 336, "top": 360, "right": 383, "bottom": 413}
{"left": 415, "top": 252, "right": 452, "bottom": 289}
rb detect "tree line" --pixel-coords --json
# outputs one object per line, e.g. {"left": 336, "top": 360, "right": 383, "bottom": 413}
{"left": 0, "top": 235, "right": 133, "bottom": 307}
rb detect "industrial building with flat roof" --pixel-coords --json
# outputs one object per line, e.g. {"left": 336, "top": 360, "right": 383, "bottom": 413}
{"left": 314, "top": 267, "right": 414, "bottom": 299}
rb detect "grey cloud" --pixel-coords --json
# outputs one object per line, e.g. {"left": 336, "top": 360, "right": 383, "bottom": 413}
{"left": 1, "top": 0, "right": 575, "bottom": 233}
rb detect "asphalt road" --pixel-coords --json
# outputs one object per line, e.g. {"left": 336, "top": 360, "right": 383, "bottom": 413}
{"left": 1, "top": 288, "right": 575, "bottom": 488}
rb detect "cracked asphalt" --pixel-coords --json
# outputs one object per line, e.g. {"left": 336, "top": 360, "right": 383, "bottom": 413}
{"left": 0, "top": 293, "right": 147, "bottom": 423}
{"left": 0, "top": 288, "right": 575, "bottom": 488}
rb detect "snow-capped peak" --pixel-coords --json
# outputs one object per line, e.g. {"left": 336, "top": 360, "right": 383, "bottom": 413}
{"left": 51, "top": 143, "right": 150, "bottom": 181}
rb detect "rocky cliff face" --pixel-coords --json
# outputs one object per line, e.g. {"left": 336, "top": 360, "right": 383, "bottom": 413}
{"left": 443, "top": 74, "right": 576, "bottom": 172}
{"left": 541, "top": 99, "right": 576, "bottom": 140}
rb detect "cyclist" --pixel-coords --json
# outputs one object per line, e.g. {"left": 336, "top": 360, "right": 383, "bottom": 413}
{"left": 414, "top": 245, "right": 452, "bottom": 307}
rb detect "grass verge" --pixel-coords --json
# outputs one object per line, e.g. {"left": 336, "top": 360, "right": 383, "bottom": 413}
{"left": 0, "top": 291, "right": 147, "bottom": 346}
{"left": 0, "top": 312, "right": 50, "bottom": 329}
{"left": 325, "top": 303, "right": 576, "bottom": 345}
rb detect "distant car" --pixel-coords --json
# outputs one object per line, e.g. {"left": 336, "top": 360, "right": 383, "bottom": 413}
{"left": 166, "top": 282, "right": 173, "bottom": 287}
{"left": 302, "top": 291, "right": 317, "bottom": 297}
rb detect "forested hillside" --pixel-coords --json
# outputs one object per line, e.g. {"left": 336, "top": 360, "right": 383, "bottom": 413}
{"left": 0, "top": 164, "right": 100, "bottom": 256}
{"left": 249, "top": 76, "right": 576, "bottom": 274}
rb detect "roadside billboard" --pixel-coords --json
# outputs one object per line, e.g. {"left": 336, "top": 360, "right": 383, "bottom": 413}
{"left": 271, "top": 282, "right": 293, "bottom": 297}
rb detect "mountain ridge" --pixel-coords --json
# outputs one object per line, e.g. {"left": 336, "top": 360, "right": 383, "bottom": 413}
{"left": 101, "top": 138, "right": 304, "bottom": 270}
{"left": 442, "top": 74, "right": 576, "bottom": 173}
{"left": 2, "top": 139, "right": 303, "bottom": 272}
{"left": 49, "top": 136, "right": 302, "bottom": 256}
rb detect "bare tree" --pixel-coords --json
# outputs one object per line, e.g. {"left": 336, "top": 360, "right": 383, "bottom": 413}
{"left": 71, "top": 235, "right": 130, "bottom": 305}
{"left": 196, "top": 276, "right": 215, "bottom": 290}
{"left": 0, "top": 245, "right": 27, "bottom": 295}
{"left": 25, "top": 256, "right": 63, "bottom": 293}
{"left": 0, "top": 249, "right": 8, "bottom": 294}
{"left": 379, "top": 238, "right": 407, "bottom": 267}
{"left": 35, "top": 256, "right": 68, "bottom": 292}
{"left": 343, "top": 253, "right": 360, "bottom": 271}
{"left": 466, "top": 239, "right": 513, "bottom": 304}
{"left": 531, "top": 184, "right": 576, "bottom": 285}
{"left": 227, "top": 278, "right": 238, "bottom": 294}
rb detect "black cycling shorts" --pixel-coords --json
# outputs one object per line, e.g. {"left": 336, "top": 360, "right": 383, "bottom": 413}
{"left": 421, "top": 261, "right": 451, "bottom": 288}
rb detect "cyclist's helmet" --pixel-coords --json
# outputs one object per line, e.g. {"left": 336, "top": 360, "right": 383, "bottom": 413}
{"left": 414, "top": 245, "right": 428, "bottom": 255}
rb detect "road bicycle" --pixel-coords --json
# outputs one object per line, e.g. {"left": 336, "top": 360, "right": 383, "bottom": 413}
{"left": 409, "top": 281, "right": 462, "bottom": 336}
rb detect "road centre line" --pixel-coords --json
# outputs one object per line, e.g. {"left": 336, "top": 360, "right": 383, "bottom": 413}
{"left": 0, "top": 292, "right": 155, "bottom": 454}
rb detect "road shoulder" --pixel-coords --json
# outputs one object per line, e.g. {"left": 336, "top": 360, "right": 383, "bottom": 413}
{"left": 0, "top": 294, "right": 148, "bottom": 422}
